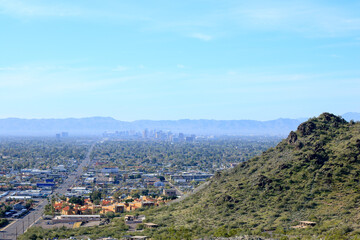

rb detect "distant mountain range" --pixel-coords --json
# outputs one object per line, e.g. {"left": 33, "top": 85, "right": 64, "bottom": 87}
{"left": 0, "top": 112, "right": 359, "bottom": 136}
{"left": 342, "top": 112, "right": 360, "bottom": 122}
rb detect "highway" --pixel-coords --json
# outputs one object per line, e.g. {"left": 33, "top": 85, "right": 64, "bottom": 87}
{"left": 0, "top": 142, "right": 95, "bottom": 240}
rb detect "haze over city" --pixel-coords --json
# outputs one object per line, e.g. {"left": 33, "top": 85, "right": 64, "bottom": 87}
{"left": 1, "top": 0, "right": 360, "bottom": 120}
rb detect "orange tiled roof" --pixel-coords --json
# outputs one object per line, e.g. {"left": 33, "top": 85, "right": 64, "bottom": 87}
{"left": 62, "top": 206, "right": 70, "bottom": 211}
{"left": 54, "top": 202, "right": 63, "bottom": 208}
{"left": 102, "top": 200, "right": 111, "bottom": 206}
{"left": 79, "top": 206, "right": 88, "bottom": 211}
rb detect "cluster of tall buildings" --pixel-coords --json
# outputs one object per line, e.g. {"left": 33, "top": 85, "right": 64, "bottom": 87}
{"left": 142, "top": 129, "right": 171, "bottom": 140}
{"left": 55, "top": 132, "right": 69, "bottom": 139}
{"left": 102, "top": 130, "right": 197, "bottom": 142}
{"left": 102, "top": 130, "right": 138, "bottom": 138}
{"left": 142, "top": 129, "right": 196, "bottom": 142}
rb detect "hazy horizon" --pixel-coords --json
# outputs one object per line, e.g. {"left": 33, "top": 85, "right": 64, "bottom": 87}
{"left": 0, "top": 115, "right": 309, "bottom": 121}
{"left": 0, "top": 112, "right": 359, "bottom": 137}
{"left": 0, "top": 110, "right": 357, "bottom": 121}
{"left": 0, "top": 113, "right": 341, "bottom": 121}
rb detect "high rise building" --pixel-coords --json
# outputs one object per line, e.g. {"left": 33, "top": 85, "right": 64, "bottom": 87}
{"left": 61, "top": 132, "right": 69, "bottom": 137}
{"left": 142, "top": 129, "right": 148, "bottom": 138}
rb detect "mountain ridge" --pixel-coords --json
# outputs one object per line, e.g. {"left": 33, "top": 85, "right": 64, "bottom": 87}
{"left": 0, "top": 112, "right": 358, "bottom": 136}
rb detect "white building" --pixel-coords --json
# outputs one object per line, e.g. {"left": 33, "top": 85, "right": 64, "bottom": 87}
{"left": 52, "top": 215, "right": 101, "bottom": 223}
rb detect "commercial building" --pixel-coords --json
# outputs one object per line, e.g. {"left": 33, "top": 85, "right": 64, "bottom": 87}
{"left": 52, "top": 215, "right": 101, "bottom": 223}
{"left": 169, "top": 172, "right": 213, "bottom": 182}
{"left": 101, "top": 167, "right": 119, "bottom": 174}
{"left": 36, "top": 183, "right": 55, "bottom": 189}
{"left": 163, "top": 189, "right": 177, "bottom": 197}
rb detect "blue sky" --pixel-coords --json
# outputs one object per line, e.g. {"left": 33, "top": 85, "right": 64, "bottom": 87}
{"left": 0, "top": 0, "right": 360, "bottom": 120}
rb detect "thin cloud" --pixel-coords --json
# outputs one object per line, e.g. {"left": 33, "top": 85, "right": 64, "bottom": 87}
{"left": 231, "top": 1, "right": 360, "bottom": 37}
{"left": 0, "top": 67, "right": 164, "bottom": 97}
{"left": 191, "top": 33, "right": 213, "bottom": 41}
{"left": 2, "top": 0, "right": 360, "bottom": 38}
{"left": 0, "top": 0, "right": 84, "bottom": 17}
{"left": 0, "top": 65, "right": 96, "bottom": 72}
{"left": 113, "top": 66, "right": 128, "bottom": 72}
{"left": 0, "top": 66, "right": 30, "bottom": 71}
{"left": 0, "top": 0, "right": 152, "bottom": 22}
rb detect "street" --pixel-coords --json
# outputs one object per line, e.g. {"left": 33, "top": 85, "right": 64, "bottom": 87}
{"left": 0, "top": 142, "right": 95, "bottom": 240}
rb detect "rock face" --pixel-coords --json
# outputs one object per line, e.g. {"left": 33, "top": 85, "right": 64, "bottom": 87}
{"left": 297, "top": 121, "right": 317, "bottom": 136}
{"left": 297, "top": 112, "right": 346, "bottom": 136}
{"left": 287, "top": 131, "right": 297, "bottom": 144}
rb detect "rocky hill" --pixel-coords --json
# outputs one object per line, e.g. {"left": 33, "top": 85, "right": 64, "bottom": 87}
{"left": 144, "top": 113, "right": 360, "bottom": 239}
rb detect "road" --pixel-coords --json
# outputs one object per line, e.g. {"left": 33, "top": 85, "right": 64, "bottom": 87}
{"left": 166, "top": 181, "right": 184, "bottom": 196}
{"left": 0, "top": 142, "right": 96, "bottom": 240}
{"left": 168, "top": 181, "right": 210, "bottom": 205}
{"left": 55, "top": 143, "right": 95, "bottom": 195}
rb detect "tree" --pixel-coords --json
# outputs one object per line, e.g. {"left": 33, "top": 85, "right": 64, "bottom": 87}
{"left": 105, "top": 211, "right": 115, "bottom": 219}
{"left": 68, "top": 196, "right": 84, "bottom": 205}
{"left": 90, "top": 190, "right": 102, "bottom": 202}
{"left": 113, "top": 191, "right": 122, "bottom": 201}
{"left": 131, "top": 193, "right": 140, "bottom": 199}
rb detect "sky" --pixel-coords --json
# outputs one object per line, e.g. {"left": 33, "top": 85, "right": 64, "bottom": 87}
{"left": 0, "top": 0, "right": 360, "bottom": 121}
